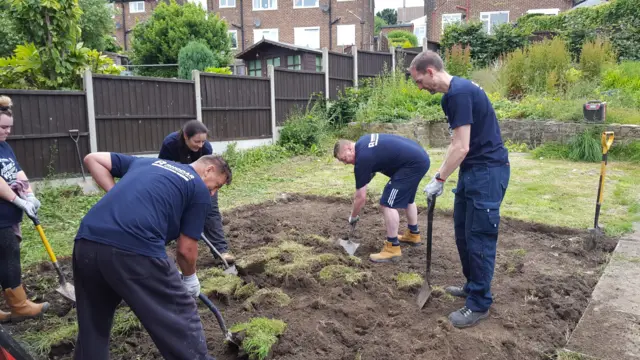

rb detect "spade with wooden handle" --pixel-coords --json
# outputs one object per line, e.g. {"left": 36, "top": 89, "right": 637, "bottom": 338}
{"left": 417, "top": 195, "right": 436, "bottom": 309}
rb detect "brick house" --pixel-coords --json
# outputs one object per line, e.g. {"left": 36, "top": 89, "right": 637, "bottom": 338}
{"left": 109, "top": 0, "right": 165, "bottom": 51}
{"left": 424, "top": 0, "right": 577, "bottom": 43}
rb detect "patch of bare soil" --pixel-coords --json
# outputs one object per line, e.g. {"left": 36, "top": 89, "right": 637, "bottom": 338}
{"left": 2, "top": 194, "right": 617, "bottom": 360}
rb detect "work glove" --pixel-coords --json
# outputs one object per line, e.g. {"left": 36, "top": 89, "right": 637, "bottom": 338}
{"left": 181, "top": 273, "right": 201, "bottom": 298}
{"left": 348, "top": 215, "right": 359, "bottom": 225}
{"left": 11, "top": 195, "right": 38, "bottom": 219}
{"left": 424, "top": 176, "right": 445, "bottom": 200}
{"left": 26, "top": 193, "right": 41, "bottom": 211}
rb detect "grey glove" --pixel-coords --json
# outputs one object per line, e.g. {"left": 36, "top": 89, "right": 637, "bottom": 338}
{"left": 26, "top": 193, "right": 41, "bottom": 211}
{"left": 181, "top": 273, "right": 201, "bottom": 298}
{"left": 424, "top": 176, "right": 445, "bottom": 199}
{"left": 348, "top": 215, "right": 359, "bottom": 225}
{"left": 11, "top": 196, "right": 37, "bottom": 219}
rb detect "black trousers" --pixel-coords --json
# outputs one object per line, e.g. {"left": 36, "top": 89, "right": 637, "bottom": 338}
{"left": 0, "top": 226, "right": 21, "bottom": 290}
{"left": 204, "top": 192, "right": 228, "bottom": 253}
{"left": 72, "top": 239, "right": 215, "bottom": 360}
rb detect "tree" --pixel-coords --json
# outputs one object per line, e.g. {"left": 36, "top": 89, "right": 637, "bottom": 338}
{"left": 0, "top": 12, "right": 23, "bottom": 58}
{"left": 130, "top": 0, "right": 233, "bottom": 78}
{"left": 376, "top": 8, "right": 397, "bottom": 26}
{"left": 78, "top": 0, "right": 117, "bottom": 52}
{"left": 177, "top": 41, "right": 216, "bottom": 80}
{"left": 374, "top": 16, "right": 387, "bottom": 35}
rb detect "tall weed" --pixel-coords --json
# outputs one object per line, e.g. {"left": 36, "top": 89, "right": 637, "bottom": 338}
{"left": 567, "top": 128, "right": 602, "bottom": 162}
{"left": 445, "top": 45, "right": 472, "bottom": 78}
{"left": 579, "top": 37, "right": 616, "bottom": 80}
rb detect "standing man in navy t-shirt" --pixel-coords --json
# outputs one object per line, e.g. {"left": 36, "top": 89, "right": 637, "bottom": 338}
{"left": 409, "top": 51, "right": 510, "bottom": 328}
{"left": 72, "top": 151, "right": 232, "bottom": 360}
{"left": 334, "top": 133, "right": 430, "bottom": 263}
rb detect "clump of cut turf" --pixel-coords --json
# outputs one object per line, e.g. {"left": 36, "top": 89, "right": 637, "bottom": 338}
{"left": 230, "top": 317, "right": 287, "bottom": 360}
{"left": 318, "top": 265, "right": 370, "bottom": 285}
{"left": 396, "top": 272, "right": 424, "bottom": 291}
{"left": 243, "top": 288, "right": 291, "bottom": 311}
{"left": 200, "top": 269, "right": 244, "bottom": 304}
{"left": 19, "top": 310, "right": 78, "bottom": 357}
{"left": 431, "top": 286, "right": 456, "bottom": 302}
{"left": 263, "top": 241, "right": 341, "bottom": 281}
{"left": 235, "top": 282, "right": 259, "bottom": 300}
{"left": 112, "top": 307, "right": 142, "bottom": 336}
{"left": 348, "top": 255, "right": 362, "bottom": 266}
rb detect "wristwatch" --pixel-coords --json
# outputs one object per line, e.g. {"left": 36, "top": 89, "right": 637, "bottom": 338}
{"left": 435, "top": 172, "right": 445, "bottom": 182}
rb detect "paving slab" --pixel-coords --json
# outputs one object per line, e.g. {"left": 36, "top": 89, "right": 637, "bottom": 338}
{"left": 566, "top": 229, "right": 640, "bottom": 360}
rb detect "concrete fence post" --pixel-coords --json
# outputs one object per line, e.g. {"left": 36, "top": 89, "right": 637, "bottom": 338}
{"left": 390, "top": 46, "right": 396, "bottom": 75}
{"left": 422, "top": 37, "right": 428, "bottom": 53}
{"left": 268, "top": 65, "right": 277, "bottom": 143}
{"left": 82, "top": 69, "right": 98, "bottom": 153}
{"left": 352, "top": 46, "right": 358, "bottom": 89}
{"left": 192, "top": 70, "right": 203, "bottom": 122}
{"left": 322, "top": 47, "right": 329, "bottom": 100}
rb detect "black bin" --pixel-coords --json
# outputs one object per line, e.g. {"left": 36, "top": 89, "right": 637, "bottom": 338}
{"left": 583, "top": 100, "right": 606, "bottom": 123}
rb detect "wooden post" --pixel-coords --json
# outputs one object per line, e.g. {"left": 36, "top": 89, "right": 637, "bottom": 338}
{"left": 192, "top": 70, "right": 203, "bottom": 122}
{"left": 268, "top": 65, "right": 277, "bottom": 143}
{"left": 423, "top": 37, "right": 428, "bottom": 52}
{"left": 83, "top": 69, "right": 98, "bottom": 153}
{"left": 352, "top": 46, "right": 358, "bottom": 89}
{"left": 322, "top": 47, "right": 329, "bottom": 100}
{"left": 390, "top": 46, "right": 396, "bottom": 75}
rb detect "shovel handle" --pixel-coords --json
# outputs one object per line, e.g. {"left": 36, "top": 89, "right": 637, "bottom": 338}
{"left": 601, "top": 131, "right": 614, "bottom": 155}
{"left": 426, "top": 196, "right": 436, "bottom": 279}
{"left": 198, "top": 293, "right": 229, "bottom": 334}
{"left": 201, "top": 233, "right": 231, "bottom": 269}
{"left": 30, "top": 215, "right": 68, "bottom": 285}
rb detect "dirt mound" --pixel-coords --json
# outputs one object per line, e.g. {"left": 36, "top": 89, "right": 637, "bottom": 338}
{"left": 2, "top": 194, "right": 616, "bottom": 360}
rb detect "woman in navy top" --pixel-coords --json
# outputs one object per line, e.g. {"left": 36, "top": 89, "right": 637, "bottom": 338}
{"left": 0, "top": 95, "right": 50, "bottom": 322}
{"left": 159, "top": 120, "right": 234, "bottom": 263}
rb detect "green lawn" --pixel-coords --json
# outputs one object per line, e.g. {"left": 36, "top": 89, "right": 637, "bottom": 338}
{"left": 19, "top": 148, "right": 640, "bottom": 268}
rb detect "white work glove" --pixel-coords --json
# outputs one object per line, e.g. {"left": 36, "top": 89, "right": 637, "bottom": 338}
{"left": 26, "top": 193, "right": 41, "bottom": 211}
{"left": 11, "top": 195, "right": 38, "bottom": 219}
{"left": 424, "top": 176, "right": 445, "bottom": 199}
{"left": 181, "top": 273, "right": 201, "bottom": 298}
{"left": 348, "top": 215, "right": 359, "bottom": 225}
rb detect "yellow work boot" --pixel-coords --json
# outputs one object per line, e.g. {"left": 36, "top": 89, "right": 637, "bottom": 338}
{"left": 369, "top": 242, "right": 402, "bottom": 263}
{"left": 398, "top": 229, "right": 422, "bottom": 246}
{"left": 0, "top": 308, "right": 10, "bottom": 323}
{"left": 4, "top": 285, "right": 49, "bottom": 323}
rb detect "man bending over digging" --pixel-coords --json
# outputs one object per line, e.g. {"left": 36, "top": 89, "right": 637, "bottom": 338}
{"left": 72, "top": 152, "right": 231, "bottom": 359}
{"left": 334, "top": 133, "right": 430, "bottom": 263}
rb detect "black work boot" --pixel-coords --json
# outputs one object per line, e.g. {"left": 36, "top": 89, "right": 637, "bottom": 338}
{"left": 445, "top": 286, "right": 469, "bottom": 298}
{"left": 448, "top": 306, "right": 489, "bottom": 328}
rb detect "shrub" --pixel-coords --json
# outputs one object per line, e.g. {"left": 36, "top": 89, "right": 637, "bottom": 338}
{"left": 204, "top": 66, "right": 232, "bottom": 75}
{"left": 502, "top": 49, "right": 527, "bottom": 98}
{"left": 445, "top": 45, "right": 472, "bottom": 78}
{"left": 277, "top": 105, "right": 328, "bottom": 155}
{"left": 177, "top": 41, "right": 217, "bottom": 80}
{"left": 579, "top": 37, "right": 616, "bottom": 80}
{"left": 387, "top": 30, "right": 419, "bottom": 47}
{"left": 601, "top": 61, "right": 640, "bottom": 109}
{"left": 221, "top": 142, "right": 291, "bottom": 172}
{"left": 441, "top": 21, "right": 495, "bottom": 68}
{"left": 567, "top": 128, "right": 602, "bottom": 162}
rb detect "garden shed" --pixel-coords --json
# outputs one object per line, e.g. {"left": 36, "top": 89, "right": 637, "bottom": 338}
{"left": 235, "top": 39, "right": 323, "bottom": 77}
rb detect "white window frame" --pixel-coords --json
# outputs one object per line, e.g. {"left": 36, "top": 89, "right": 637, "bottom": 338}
{"left": 253, "top": 0, "right": 277, "bottom": 11}
{"left": 337, "top": 24, "right": 356, "bottom": 46}
{"left": 220, "top": 0, "right": 236, "bottom": 8}
{"left": 526, "top": 8, "right": 560, "bottom": 15}
{"left": 294, "top": 26, "right": 321, "bottom": 49}
{"left": 253, "top": 28, "right": 279, "bottom": 43}
{"left": 293, "top": 0, "right": 318, "bottom": 8}
{"left": 228, "top": 30, "right": 238, "bottom": 49}
{"left": 129, "top": 1, "right": 145, "bottom": 13}
{"left": 480, "top": 11, "right": 509, "bottom": 35}
{"left": 414, "top": 24, "right": 426, "bottom": 40}
{"left": 441, "top": 13, "right": 462, "bottom": 33}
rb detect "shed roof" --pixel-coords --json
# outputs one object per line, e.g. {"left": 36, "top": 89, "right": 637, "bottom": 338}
{"left": 235, "top": 39, "right": 322, "bottom": 59}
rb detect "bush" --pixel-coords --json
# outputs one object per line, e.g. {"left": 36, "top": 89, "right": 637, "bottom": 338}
{"left": 387, "top": 30, "right": 419, "bottom": 48}
{"left": 277, "top": 105, "right": 329, "bottom": 155}
{"left": 178, "top": 41, "right": 217, "bottom": 80}
{"left": 204, "top": 66, "right": 232, "bottom": 75}
{"left": 567, "top": 128, "right": 602, "bottom": 162}
{"left": 579, "top": 37, "right": 616, "bottom": 80}
{"left": 445, "top": 45, "right": 472, "bottom": 78}
{"left": 502, "top": 49, "right": 527, "bottom": 98}
{"left": 601, "top": 61, "right": 640, "bottom": 109}
{"left": 222, "top": 142, "right": 291, "bottom": 172}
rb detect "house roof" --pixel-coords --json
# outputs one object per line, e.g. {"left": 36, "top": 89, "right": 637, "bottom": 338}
{"left": 235, "top": 39, "right": 321, "bottom": 59}
{"left": 381, "top": 24, "right": 414, "bottom": 29}
{"left": 572, "top": 0, "right": 608, "bottom": 7}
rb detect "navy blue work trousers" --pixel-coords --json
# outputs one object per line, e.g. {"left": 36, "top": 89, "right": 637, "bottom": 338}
{"left": 453, "top": 163, "right": 510, "bottom": 312}
{"left": 72, "top": 239, "right": 215, "bottom": 360}
{"left": 204, "top": 192, "right": 228, "bottom": 253}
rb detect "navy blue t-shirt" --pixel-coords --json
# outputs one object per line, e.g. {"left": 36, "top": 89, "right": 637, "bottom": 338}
{"left": 441, "top": 77, "right": 508, "bottom": 169}
{"left": 158, "top": 131, "right": 213, "bottom": 164}
{"left": 0, "top": 142, "right": 23, "bottom": 228}
{"left": 354, "top": 133, "right": 430, "bottom": 189}
{"left": 75, "top": 154, "right": 212, "bottom": 258}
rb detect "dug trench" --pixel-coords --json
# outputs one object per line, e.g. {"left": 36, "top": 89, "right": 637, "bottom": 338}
{"left": 2, "top": 194, "right": 617, "bottom": 360}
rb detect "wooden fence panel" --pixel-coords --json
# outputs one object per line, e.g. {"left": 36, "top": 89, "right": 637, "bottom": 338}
{"left": 357, "top": 50, "right": 392, "bottom": 83}
{"left": 328, "top": 52, "right": 354, "bottom": 100}
{"left": 200, "top": 73, "right": 272, "bottom": 141}
{"left": 93, "top": 74, "right": 196, "bottom": 154}
{"left": 395, "top": 48, "right": 420, "bottom": 70}
{"left": 274, "top": 69, "right": 324, "bottom": 126}
{"left": 2, "top": 89, "right": 89, "bottom": 180}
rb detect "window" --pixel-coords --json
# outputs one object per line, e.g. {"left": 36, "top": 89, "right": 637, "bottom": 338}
{"left": 228, "top": 30, "right": 238, "bottom": 49}
{"left": 480, "top": 11, "right": 509, "bottom": 34}
{"left": 192, "top": 0, "right": 207, "bottom": 10}
{"left": 129, "top": 1, "right": 144, "bottom": 13}
{"left": 266, "top": 57, "right": 281, "bottom": 68}
{"left": 315, "top": 55, "right": 322, "bottom": 72}
{"left": 287, "top": 55, "right": 301, "bottom": 70}
{"left": 294, "top": 27, "right": 320, "bottom": 49}
{"left": 106, "top": 3, "right": 115, "bottom": 18}
{"left": 337, "top": 24, "right": 356, "bottom": 46}
{"left": 441, "top": 13, "right": 462, "bottom": 33}
{"left": 253, "top": 29, "right": 279, "bottom": 43}
{"left": 253, "top": 0, "right": 277, "bottom": 10}
{"left": 294, "top": 0, "right": 318, "bottom": 8}
{"left": 248, "top": 60, "right": 262, "bottom": 76}
{"left": 220, "top": 0, "right": 236, "bottom": 7}
{"left": 414, "top": 25, "right": 426, "bottom": 41}
{"left": 527, "top": 8, "right": 560, "bottom": 15}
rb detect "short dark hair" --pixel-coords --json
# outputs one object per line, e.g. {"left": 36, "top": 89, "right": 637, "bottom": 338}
{"left": 409, "top": 50, "right": 445, "bottom": 74}
{"left": 333, "top": 139, "right": 352, "bottom": 158}
{"left": 197, "top": 155, "right": 233, "bottom": 186}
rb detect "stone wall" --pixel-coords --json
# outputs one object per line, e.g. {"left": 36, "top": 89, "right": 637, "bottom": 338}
{"left": 353, "top": 120, "right": 640, "bottom": 148}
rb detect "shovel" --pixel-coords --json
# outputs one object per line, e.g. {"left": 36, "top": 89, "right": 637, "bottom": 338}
{"left": 338, "top": 222, "right": 360, "bottom": 256}
{"left": 584, "top": 131, "right": 615, "bottom": 251}
{"left": 201, "top": 233, "right": 238, "bottom": 275}
{"left": 417, "top": 195, "right": 436, "bottom": 309}
{"left": 28, "top": 215, "right": 76, "bottom": 303}
{"left": 198, "top": 293, "right": 240, "bottom": 347}
{"left": 68, "top": 129, "right": 86, "bottom": 181}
